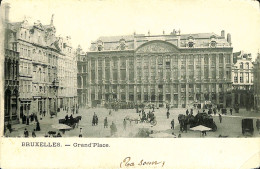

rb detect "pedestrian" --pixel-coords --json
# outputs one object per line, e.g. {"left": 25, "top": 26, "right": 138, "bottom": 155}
{"left": 213, "top": 108, "right": 217, "bottom": 116}
{"left": 123, "top": 119, "right": 127, "bottom": 130}
{"left": 24, "top": 128, "right": 29, "bottom": 138}
{"left": 178, "top": 134, "right": 181, "bottom": 138}
{"left": 219, "top": 114, "right": 222, "bottom": 123}
{"left": 190, "top": 109, "right": 193, "bottom": 115}
{"left": 256, "top": 119, "right": 260, "bottom": 131}
{"left": 171, "top": 119, "right": 175, "bottom": 130}
{"left": 79, "top": 128, "right": 82, "bottom": 137}
{"left": 36, "top": 121, "right": 41, "bottom": 131}
{"left": 26, "top": 116, "right": 30, "bottom": 125}
{"left": 167, "top": 111, "right": 170, "bottom": 119}
{"left": 43, "top": 110, "right": 46, "bottom": 117}
{"left": 230, "top": 108, "right": 233, "bottom": 115}
{"left": 109, "top": 110, "right": 112, "bottom": 116}
{"left": 202, "top": 131, "right": 207, "bottom": 136}
{"left": 65, "top": 114, "right": 69, "bottom": 122}
{"left": 57, "top": 133, "right": 62, "bottom": 137}
{"left": 104, "top": 117, "right": 108, "bottom": 128}
{"left": 32, "top": 129, "right": 36, "bottom": 138}
{"left": 186, "top": 109, "right": 189, "bottom": 115}
{"left": 110, "top": 121, "right": 117, "bottom": 136}
{"left": 7, "top": 121, "right": 12, "bottom": 133}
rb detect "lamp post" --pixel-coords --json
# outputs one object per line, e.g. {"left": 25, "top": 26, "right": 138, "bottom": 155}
{"left": 52, "top": 79, "right": 59, "bottom": 116}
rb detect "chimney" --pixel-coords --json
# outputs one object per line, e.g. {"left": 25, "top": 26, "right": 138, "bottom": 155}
{"left": 227, "top": 33, "right": 231, "bottom": 45}
{"left": 221, "top": 30, "right": 225, "bottom": 37}
{"left": 3, "top": 3, "right": 10, "bottom": 22}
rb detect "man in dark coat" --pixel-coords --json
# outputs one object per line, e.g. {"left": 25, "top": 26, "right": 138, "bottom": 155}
{"left": 24, "top": 128, "right": 29, "bottom": 137}
{"left": 230, "top": 108, "right": 233, "bottom": 115}
{"left": 171, "top": 119, "right": 175, "bottom": 129}
{"left": 186, "top": 109, "right": 189, "bottom": 115}
{"left": 167, "top": 111, "right": 170, "bottom": 119}
{"left": 32, "top": 129, "right": 36, "bottom": 137}
{"left": 123, "top": 119, "right": 127, "bottom": 130}
{"left": 219, "top": 114, "right": 222, "bottom": 123}
{"left": 104, "top": 117, "right": 108, "bottom": 128}
{"left": 36, "top": 121, "right": 41, "bottom": 131}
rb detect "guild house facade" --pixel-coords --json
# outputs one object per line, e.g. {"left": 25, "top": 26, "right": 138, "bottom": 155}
{"left": 78, "top": 30, "right": 233, "bottom": 108}
{"left": 2, "top": 3, "right": 20, "bottom": 123}
{"left": 3, "top": 2, "right": 77, "bottom": 122}
{"left": 232, "top": 51, "right": 254, "bottom": 109}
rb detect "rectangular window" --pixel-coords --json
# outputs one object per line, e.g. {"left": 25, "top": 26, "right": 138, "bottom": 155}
{"left": 226, "top": 55, "right": 230, "bottom": 63}
{"left": 166, "top": 61, "right": 170, "bottom": 69}
{"left": 219, "top": 55, "right": 223, "bottom": 64}
{"left": 234, "top": 72, "right": 238, "bottom": 83}
{"left": 240, "top": 73, "right": 243, "bottom": 83}
{"left": 245, "top": 73, "right": 249, "bottom": 83}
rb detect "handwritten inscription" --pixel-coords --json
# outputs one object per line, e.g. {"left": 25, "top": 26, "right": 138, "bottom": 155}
{"left": 120, "top": 157, "right": 165, "bottom": 168}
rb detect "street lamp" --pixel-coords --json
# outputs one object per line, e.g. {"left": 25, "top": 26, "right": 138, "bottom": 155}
{"left": 52, "top": 78, "right": 59, "bottom": 115}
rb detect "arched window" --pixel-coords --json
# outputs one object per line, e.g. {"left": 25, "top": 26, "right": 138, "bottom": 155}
{"left": 24, "top": 31, "right": 27, "bottom": 39}
{"left": 246, "top": 62, "right": 250, "bottom": 69}
{"left": 240, "top": 62, "right": 243, "bottom": 69}
{"left": 188, "top": 42, "right": 194, "bottom": 48}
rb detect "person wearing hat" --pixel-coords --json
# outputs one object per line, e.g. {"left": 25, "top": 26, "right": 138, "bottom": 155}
{"left": 24, "top": 128, "right": 29, "bottom": 138}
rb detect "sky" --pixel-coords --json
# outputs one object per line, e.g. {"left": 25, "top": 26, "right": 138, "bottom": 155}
{"left": 4, "top": 0, "right": 260, "bottom": 60}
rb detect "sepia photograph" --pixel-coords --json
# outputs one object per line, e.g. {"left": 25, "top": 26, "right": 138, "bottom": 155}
{"left": 1, "top": 0, "right": 260, "bottom": 139}
{"left": 1, "top": 0, "right": 260, "bottom": 169}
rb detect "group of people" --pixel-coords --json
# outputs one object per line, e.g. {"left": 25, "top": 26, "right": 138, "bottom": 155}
{"left": 139, "top": 110, "right": 155, "bottom": 123}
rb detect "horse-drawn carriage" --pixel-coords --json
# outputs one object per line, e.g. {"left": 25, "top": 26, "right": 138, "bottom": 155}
{"left": 59, "top": 116, "right": 82, "bottom": 129}
{"left": 178, "top": 112, "right": 217, "bottom": 132}
{"left": 125, "top": 112, "right": 157, "bottom": 126}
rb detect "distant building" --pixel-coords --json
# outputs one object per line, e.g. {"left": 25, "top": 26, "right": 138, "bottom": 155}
{"left": 2, "top": 3, "right": 20, "bottom": 123}
{"left": 3, "top": 4, "right": 77, "bottom": 121}
{"left": 232, "top": 51, "right": 254, "bottom": 109}
{"left": 78, "top": 30, "right": 233, "bottom": 108}
{"left": 253, "top": 53, "right": 260, "bottom": 112}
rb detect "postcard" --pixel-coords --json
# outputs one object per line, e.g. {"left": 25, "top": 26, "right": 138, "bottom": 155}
{"left": 0, "top": 0, "right": 260, "bottom": 168}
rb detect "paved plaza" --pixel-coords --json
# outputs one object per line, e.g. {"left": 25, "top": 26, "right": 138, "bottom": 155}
{"left": 5, "top": 107, "right": 260, "bottom": 138}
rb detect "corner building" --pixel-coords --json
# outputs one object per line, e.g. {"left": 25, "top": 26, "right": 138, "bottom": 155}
{"left": 79, "top": 30, "right": 233, "bottom": 108}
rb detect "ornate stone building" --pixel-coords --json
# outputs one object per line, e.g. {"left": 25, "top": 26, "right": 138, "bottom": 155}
{"left": 78, "top": 30, "right": 233, "bottom": 108}
{"left": 232, "top": 51, "right": 254, "bottom": 109}
{"left": 2, "top": 3, "right": 19, "bottom": 123}
{"left": 253, "top": 53, "right": 260, "bottom": 112}
{"left": 4, "top": 10, "right": 77, "bottom": 119}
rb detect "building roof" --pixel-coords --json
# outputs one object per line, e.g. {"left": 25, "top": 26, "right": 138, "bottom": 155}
{"left": 89, "top": 32, "right": 230, "bottom": 52}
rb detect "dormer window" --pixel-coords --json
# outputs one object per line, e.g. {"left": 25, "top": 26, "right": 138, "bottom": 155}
{"left": 210, "top": 41, "right": 217, "bottom": 48}
{"left": 188, "top": 42, "right": 194, "bottom": 48}
{"left": 97, "top": 40, "right": 103, "bottom": 51}
{"left": 119, "top": 38, "right": 126, "bottom": 50}
{"left": 98, "top": 46, "right": 103, "bottom": 51}
{"left": 187, "top": 36, "right": 195, "bottom": 48}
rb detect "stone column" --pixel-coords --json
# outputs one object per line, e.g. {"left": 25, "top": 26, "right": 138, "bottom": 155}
{"left": 186, "top": 84, "right": 188, "bottom": 107}
{"left": 223, "top": 53, "right": 226, "bottom": 79}
{"left": 170, "top": 84, "right": 174, "bottom": 105}
{"left": 178, "top": 54, "right": 181, "bottom": 80}
{"left": 208, "top": 54, "right": 211, "bottom": 79}
{"left": 141, "top": 85, "right": 144, "bottom": 103}
{"left": 216, "top": 54, "right": 219, "bottom": 79}
{"left": 201, "top": 54, "right": 204, "bottom": 80}
{"left": 126, "top": 58, "right": 129, "bottom": 102}
{"left": 216, "top": 84, "right": 219, "bottom": 104}
{"left": 118, "top": 57, "right": 120, "bottom": 83}
{"left": 110, "top": 58, "right": 113, "bottom": 83}
{"left": 178, "top": 84, "right": 181, "bottom": 108}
